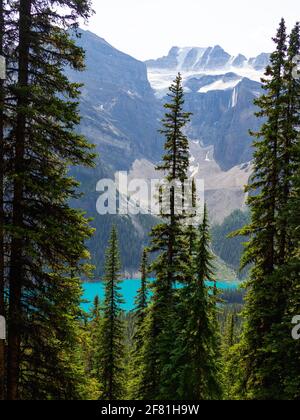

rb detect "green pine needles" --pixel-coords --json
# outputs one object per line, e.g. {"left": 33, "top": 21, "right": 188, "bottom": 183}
{"left": 137, "top": 74, "right": 222, "bottom": 400}
{"left": 98, "top": 226, "right": 125, "bottom": 400}
{"left": 233, "top": 19, "right": 300, "bottom": 400}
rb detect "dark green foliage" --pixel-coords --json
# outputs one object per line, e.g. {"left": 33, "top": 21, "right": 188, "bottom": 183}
{"left": 169, "top": 206, "right": 222, "bottom": 400}
{"left": 88, "top": 214, "right": 157, "bottom": 278}
{"left": 98, "top": 227, "right": 125, "bottom": 400}
{"left": 20, "top": 275, "right": 99, "bottom": 400}
{"left": 88, "top": 296, "right": 103, "bottom": 379}
{"left": 1, "top": 0, "right": 96, "bottom": 400}
{"left": 134, "top": 250, "right": 149, "bottom": 334}
{"left": 2, "top": 6, "right": 299, "bottom": 401}
{"left": 221, "top": 311, "right": 243, "bottom": 400}
{"left": 138, "top": 76, "right": 224, "bottom": 401}
{"left": 156, "top": 73, "right": 192, "bottom": 183}
{"left": 233, "top": 20, "right": 300, "bottom": 400}
{"left": 128, "top": 250, "right": 149, "bottom": 399}
{"left": 139, "top": 74, "right": 193, "bottom": 399}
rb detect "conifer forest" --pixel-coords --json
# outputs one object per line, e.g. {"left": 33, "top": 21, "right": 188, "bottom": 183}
{"left": 0, "top": 0, "right": 299, "bottom": 402}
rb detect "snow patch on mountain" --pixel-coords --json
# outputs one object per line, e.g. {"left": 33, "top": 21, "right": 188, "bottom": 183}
{"left": 147, "top": 67, "right": 262, "bottom": 97}
{"left": 146, "top": 45, "right": 267, "bottom": 95}
{"left": 199, "top": 78, "right": 241, "bottom": 93}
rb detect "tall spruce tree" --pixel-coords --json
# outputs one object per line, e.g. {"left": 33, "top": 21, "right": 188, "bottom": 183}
{"left": 140, "top": 73, "right": 192, "bottom": 399}
{"left": 128, "top": 249, "right": 149, "bottom": 399}
{"left": 98, "top": 226, "right": 125, "bottom": 401}
{"left": 134, "top": 250, "right": 149, "bottom": 347}
{"left": 281, "top": 136, "right": 300, "bottom": 398}
{"left": 2, "top": 0, "right": 96, "bottom": 400}
{"left": 88, "top": 296, "right": 103, "bottom": 380}
{"left": 171, "top": 205, "right": 221, "bottom": 400}
{"left": 235, "top": 19, "right": 300, "bottom": 399}
{"left": 277, "top": 22, "right": 300, "bottom": 263}
{"left": 271, "top": 23, "right": 300, "bottom": 399}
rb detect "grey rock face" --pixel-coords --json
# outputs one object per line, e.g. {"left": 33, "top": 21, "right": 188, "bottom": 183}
{"left": 67, "top": 30, "right": 162, "bottom": 171}
{"left": 195, "top": 45, "right": 231, "bottom": 70}
{"left": 249, "top": 53, "right": 271, "bottom": 70}
{"left": 145, "top": 46, "right": 180, "bottom": 69}
{"left": 232, "top": 54, "right": 247, "bottom": 68}
{"left": 183, "top": 76, "right": 262, "bottom": 170}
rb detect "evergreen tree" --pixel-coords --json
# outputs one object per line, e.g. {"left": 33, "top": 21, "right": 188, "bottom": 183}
{"left": 134, "top": 250, "right": 149, "bottom": 346}
{"left": 271, "top": 23, "right": 300, "bottom": 399}
{"left": 235, "top": 19, "right": 300, "bottom": 399}
{"left": 88, "top": 296, "right": 103, "bottom": 379}
{"left": 20, "top": 274, "right": 99, "bottom": 400}
{"left": 128, "top": 250, "right": 149, "bottom": 399}
{"left": 140, "top": 73, "right": 192, "bottom": 399}
{"left": 98, "top": 226, "right": 125, "bottom": 400}
{"left": 278, "top": 22, "right": 300, "bottom": 262}
{"left": 186, "top": 178, "right": 198, "bottom": 261}
{"left": 171, "top": 206, "right": 221, "bottom": 400}
{"left": 281, "top": 137, "right": 300, "bottom": 399}
{"left": 2, "top": 0, "right": 95, "bottom": 400}
{"left": 221, "top": 311, "right": 240, "bottom": 400}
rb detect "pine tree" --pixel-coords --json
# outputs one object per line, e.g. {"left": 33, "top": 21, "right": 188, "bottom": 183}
{"left": 98, "top": 226, "right": 125, "bottom": 401}
{"left": 186, "top": 178, "right": 198, "bottom": 262}
{"left": 140, "top": 73, "right": 192, "bottom": 399}
{"left": 235, "top": 19, "right": 300, "bottom": 399}
{"left": 89, "top": 296, "right": 103, "bottom": 379}
{"left": 277, "top": 22, "right": 300, "bottom": 263}
{"left": 128, "top": 250, "right": 149, "bottom": 399}
{"left": 280, "top": 137, "right": 300, "bottom": 398}
{"left": 2, "top": 0, "right": 95, "bottom": 400}
{"left": 171, "top": 205, "right": 221, "bottom": 400}
{"left": 134, "top": 250, "right": 149, "bottom": 347}
{"left": 221, "top": 311, "right": 240, "bottom": 400}
{"left": 20, "top": 273, "right": 99, "bottom": 400}
{"left": 272, "top": 23, "right": 300, "bottom": 399}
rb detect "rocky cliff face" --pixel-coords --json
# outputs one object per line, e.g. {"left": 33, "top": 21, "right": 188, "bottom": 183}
{"left": 183, "top": 76, "right": 262, "bottom": 170}
{"left": 66, "top": 30, "right": 162, "bottom": 173}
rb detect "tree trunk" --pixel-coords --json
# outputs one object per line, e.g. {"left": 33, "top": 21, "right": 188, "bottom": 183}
{"left": 7, "top": 0, "right": 31, "bottom": 400}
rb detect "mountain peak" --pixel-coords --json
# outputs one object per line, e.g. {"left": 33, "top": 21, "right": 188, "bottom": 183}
{"left": 145, "top": 45, "right": 270, "bottom": 75}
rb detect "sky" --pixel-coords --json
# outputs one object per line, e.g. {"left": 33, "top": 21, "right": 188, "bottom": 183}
{"left": 83, "top": 0, "right": 300, "bottom": 61}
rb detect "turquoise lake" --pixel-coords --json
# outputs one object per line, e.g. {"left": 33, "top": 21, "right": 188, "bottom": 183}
{"left": 82, "top": 279, "right": 240, "bottom": 312}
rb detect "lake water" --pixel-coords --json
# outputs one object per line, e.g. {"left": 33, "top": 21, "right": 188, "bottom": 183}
{"left": 82, "top": 279, "right": 240, "bottom": 312}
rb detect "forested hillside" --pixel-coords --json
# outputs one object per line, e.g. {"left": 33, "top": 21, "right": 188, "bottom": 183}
{"left": 212, "top": 210, "right": 250, "bottom": 272}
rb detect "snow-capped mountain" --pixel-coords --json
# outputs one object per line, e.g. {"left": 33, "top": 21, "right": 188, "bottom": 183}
{"left": 143, "top": 45, "right": 267, "bottom": 171}
{"left": 145, "top": 45, "right": 269, "bottom": 96}
{"left": 146, "top": 45, "right": 269, "bottom": 72}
